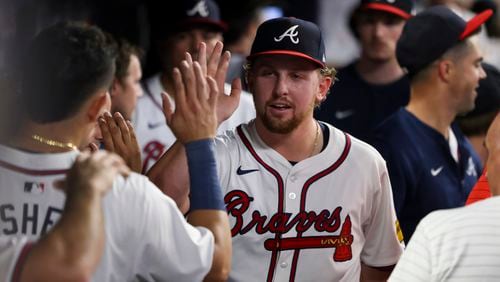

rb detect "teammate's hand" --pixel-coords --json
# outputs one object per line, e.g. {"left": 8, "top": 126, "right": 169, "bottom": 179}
{"left": 162, "top": 59, "right": 218, "bottom": 143}
{"left": 195, "top": 41, "right": 241, "bottom": 125}
{"left": 98, "top": 112, "right": 142, "bottom": 173}
{"left": 54, "top": 150, "right": 131, "bottom": 197}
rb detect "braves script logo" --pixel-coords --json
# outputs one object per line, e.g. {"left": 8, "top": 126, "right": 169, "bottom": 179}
{"left": 225, "top": 190, "right": 353, "bottom": 262}
{"left": 142, "top": 141, "right": 165, "bottom": 173}
{"left": 274, "top": 25, "right": 300, "bottom": 44}
{"left": 186, "top": 0, "right": 209, "bottom": 17}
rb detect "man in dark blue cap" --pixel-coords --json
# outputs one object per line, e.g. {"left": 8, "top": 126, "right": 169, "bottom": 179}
{"left": 149, "top": 16, "right": 405, "bottom": 281}
{"left": 315, "top": 0, "right": 414, "bottom": 142}
{"left": 372, "top": 5, "right": 492, "bottom": 243}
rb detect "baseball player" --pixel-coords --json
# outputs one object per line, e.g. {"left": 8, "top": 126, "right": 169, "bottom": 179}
{"left": 135, "top": 0, "right": 255, "bottom": 173}
{"left": 315, "top": 0, "right": 413, "bottom": 142}
{"left": 1, "top": 151, "right": 130, "bottom": 281}
{"left": 0, "top": 21, "right": 231, "bottom": 281}
{"left": 149, "top": 17, "right": 404, "bottom": 281}
{"left": 372, "top": 6, "right": 489, "bottom": 242}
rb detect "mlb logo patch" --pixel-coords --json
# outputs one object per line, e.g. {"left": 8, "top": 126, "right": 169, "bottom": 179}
{"left": 24, "top": 182, "right": 45, "bottom": 194}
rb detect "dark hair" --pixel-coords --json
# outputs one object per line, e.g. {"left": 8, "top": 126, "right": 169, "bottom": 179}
{"left": 21, "top": 21, "right": 116, "bottom": 123}
{"left": 112, "top": 36, "right": 143, "bottom": 84}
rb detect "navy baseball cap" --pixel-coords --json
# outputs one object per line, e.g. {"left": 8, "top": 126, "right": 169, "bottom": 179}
{"left": 150, "top": 0, "right": 227, "bottom": 39}
{"left": 247, "top": 17, "right": 326, "bottom": 68}
{"left": 396, "top": 5, "right": 493, "bottom": 77}
{"left": 353, "top": 0, "right": 415, "bottom": 20}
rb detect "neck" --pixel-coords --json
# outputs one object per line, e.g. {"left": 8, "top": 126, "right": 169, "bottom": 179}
{"left": 255, "top": 117, "right": 322, "bottom": 162}
{"left": 355, "top": 57, "right": 404, "bottom": 84}
{"left": 12, "top": 120, "right": 84, "bottom": 153}
{"left": 406, "top": 82, "right": 456, "bottom": 138}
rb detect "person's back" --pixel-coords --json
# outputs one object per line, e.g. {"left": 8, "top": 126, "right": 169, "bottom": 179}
{"left": 1, "top": 21, "right": 231, "bottom": 281}
{"left": 0, "top": 146, "right": 214, "bottom": 280}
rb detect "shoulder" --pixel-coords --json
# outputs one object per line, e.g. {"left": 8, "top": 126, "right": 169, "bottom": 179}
{"left": 326, "top": 123, "right": 386, "bottom": 168}
{"left": 419, "top": 196, "right": 500, "bottom": 235}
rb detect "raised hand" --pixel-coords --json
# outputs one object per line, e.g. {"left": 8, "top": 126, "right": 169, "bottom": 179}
{"left": 193, "top": 41, "right": 241, "bottom": 125}
{"left": 98, "top": 112, "right": 142, "bottom": 173}
{"left": 162, "top": 58, "right": 218, "bottom": 144}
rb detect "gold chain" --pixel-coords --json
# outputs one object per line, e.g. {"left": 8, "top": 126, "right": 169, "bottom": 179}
{"left": 310, "top": 121, "right": 320, "bottom": 157}
{"left": 31, "top": 134, "right": 78, "bottom": 151}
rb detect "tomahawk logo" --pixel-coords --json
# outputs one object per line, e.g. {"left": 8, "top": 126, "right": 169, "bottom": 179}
{"left": 274, "top": 25, "right": 300, "bottom": 44}
{"left": 186, "top": 0, "right": 209, "bottom": 17}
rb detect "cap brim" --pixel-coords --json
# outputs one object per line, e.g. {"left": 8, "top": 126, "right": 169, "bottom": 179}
{"left": 460, "top": 9, "right": 493, "bottom": 40}
{"left": 179, "top": 18, "right": 228, "bottom": 32}
{"left": 362, "top": 3, "right": 412, "bottom": 20}
{"left": 247, "top": 50, "right": 326, "bottom": 68}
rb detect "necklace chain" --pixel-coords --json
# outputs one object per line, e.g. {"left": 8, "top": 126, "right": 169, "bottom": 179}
{"left": 31, "top": 134, "right": 78, "bottom": 151}
{"left": 310, "top": 121, "right": 320, "bottom": 157}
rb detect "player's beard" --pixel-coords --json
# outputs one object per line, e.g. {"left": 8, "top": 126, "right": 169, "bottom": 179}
{"left": 260, "top": 96, "right": 316, "bottom": 134}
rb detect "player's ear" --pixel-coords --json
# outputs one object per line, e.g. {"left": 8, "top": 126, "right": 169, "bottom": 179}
{"left": 317, "top": 74, "right": 332, "bottom": 102}
{"left": 87, "top": 91, "right": 110, "bottom": 122}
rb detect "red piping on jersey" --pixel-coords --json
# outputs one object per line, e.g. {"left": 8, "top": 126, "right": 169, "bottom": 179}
{"left": 11, "top": 242, "right": 34, "bottom": 282}
{"left": 290, "top": 132, "right": 351, "bottom": 281}
{"left": 237, "top": 126, "right": 285, "bottom": 282}
{"left": 0, "top": 159, "right": 69, "bottom": 176}
{"left": 237, "top": 126, "right": 352, "bottom": 281}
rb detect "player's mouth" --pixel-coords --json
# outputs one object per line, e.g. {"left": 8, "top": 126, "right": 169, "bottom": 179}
{"left": 268, "top": 102, "right": 293, "bottom": 115}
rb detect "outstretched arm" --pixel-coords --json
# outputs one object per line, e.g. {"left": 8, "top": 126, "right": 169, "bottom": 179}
{"left": 147, "top": 41, "right": 241, "bottom": 212}
{"left": 14, "top": 151, "right": 130, "bottom": 281}
{"left": 156, "top": 57, "right": 232, "bottom": 280}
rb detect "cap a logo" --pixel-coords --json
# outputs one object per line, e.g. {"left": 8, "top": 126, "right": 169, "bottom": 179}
{"left": 274, "top": 25, "right": 300, "bottom": 44}
{"left": 186, "top": 0, "right": 209, "bottom": 17}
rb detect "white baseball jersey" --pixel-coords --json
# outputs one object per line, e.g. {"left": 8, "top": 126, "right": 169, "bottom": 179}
{"left": 215, "top": 121, "right": 404, "bottom": 282}
{"left": 389, "top": 195, "right": 500, "bottom": 282}
{"left": 0, "top": 236, "right": 30, "bottom": 281}
{"left": 135, "top": 74, "right": 256, "bottom": 172}
{"left": 0, "top": 144, "right": 215, "bottom": 281}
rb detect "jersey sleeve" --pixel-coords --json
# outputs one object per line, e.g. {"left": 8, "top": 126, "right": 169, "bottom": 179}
{"left": 0, "top": 236, "right": 32, "bottom": 282}
{"left": 388, "top": 216, "right": 433, "bottom": 282}
{"left": 360, "top": 158, "right": 405, "bottom": 267}
{"left": 107, "top": 175, "right": 215, "bottom": 281}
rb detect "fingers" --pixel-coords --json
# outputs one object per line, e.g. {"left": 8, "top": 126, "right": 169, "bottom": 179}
{"left": 114, "top": 112, "right": 131, "bottom": 145}
{"left": 172, "top": 68, "right": 187, "bottom": 114}
{"left": 88, "top": 142, "right": 99, "bottom": 153}
{"left": 99, "top": 114, "right": 115, "bottom": 152}
{"left": 207, "top": 76, "right": 219, "bottom": 110}
{"left": 214, "top": 51, "right": 231, "bottom": 93}
{"left": 207, "top": 41, "right": 223, "bottom": 77}
{"left": 162, "top": 92, "right": 174, "bottom": 125}
{"left": 198, "top": 42, "right": 207, "bottom": 75}
{"left": 230, "top": 78, "right": 242, "bottom": 100}
{"left": 194, "top": 62, "right": 208, "bottom": 101}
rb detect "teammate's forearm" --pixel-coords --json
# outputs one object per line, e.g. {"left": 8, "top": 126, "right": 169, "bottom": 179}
{"left": 185, "top": 139, "right": 231, "bottom": 281}
{"left": 19, "top": 190, "right": 104, "bottom": 281}
{"left": 147, "top": 141, "right": 190, "bottom": 212}
{"left": 188, "top": 210, "right": 232, "bottom": 282}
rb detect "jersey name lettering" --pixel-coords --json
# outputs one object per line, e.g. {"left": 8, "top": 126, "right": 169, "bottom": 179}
{"left": 0, "top": 203, "right": 62, "bottom": 235}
